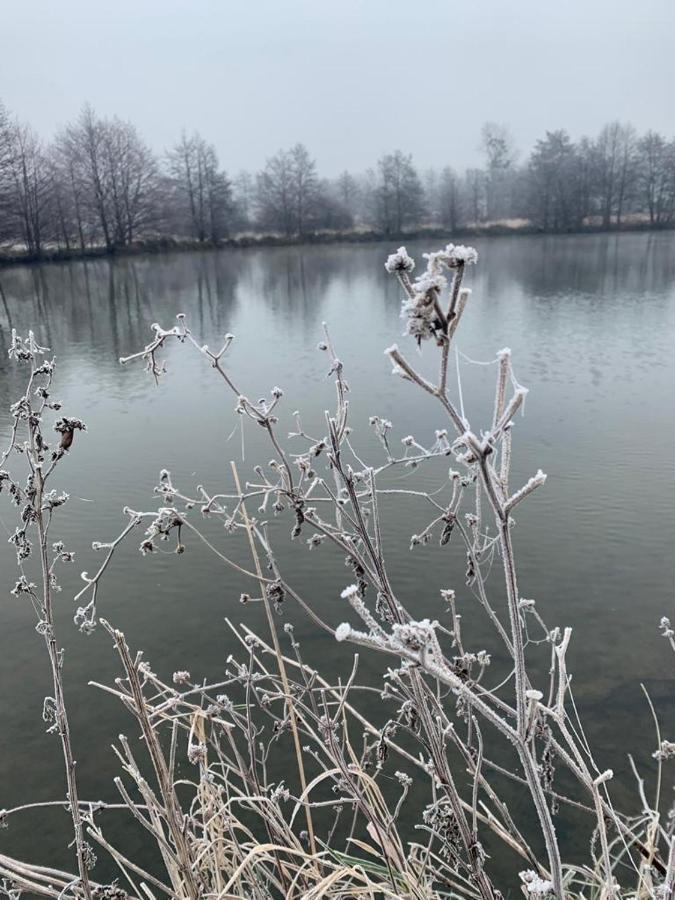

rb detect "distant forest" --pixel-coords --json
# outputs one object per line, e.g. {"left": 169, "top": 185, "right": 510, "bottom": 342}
{"left": 1, "top": 100, "right": 674, "bottom": 258}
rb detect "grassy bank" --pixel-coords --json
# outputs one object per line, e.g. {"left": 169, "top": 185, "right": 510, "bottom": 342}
{"left": 1, "top": 218, "right": 673, "bottom": 268}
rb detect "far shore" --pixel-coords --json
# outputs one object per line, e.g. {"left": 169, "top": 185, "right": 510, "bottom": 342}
{"left": 1, "top": 218, "right": 672, "bottom": 269}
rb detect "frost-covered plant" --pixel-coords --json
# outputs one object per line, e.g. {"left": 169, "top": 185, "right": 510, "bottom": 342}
{"left": 2, "top": 246, "right": 674, "bottom": 899}
{"left": 0, "top": 331, "right": 93, "bottom": 898}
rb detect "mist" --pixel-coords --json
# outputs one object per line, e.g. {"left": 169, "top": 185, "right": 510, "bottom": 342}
{"left": 2, "top": 0, "right": 673, "bottom": 174}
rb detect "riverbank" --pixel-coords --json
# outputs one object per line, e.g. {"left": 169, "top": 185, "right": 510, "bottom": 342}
{"left": 1, "top": 218, "right": 672, "bottom": 268}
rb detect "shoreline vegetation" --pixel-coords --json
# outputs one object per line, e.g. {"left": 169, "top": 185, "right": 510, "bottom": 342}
{"left": 2, "top": 101, "right": 675, "bottom": 272}
{"left": 1, "top": 216, "right": 672, "bottom": 268}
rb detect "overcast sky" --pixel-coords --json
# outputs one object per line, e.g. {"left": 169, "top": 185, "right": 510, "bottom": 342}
{"left": 2, "top": 0, "right": 673, "bottom": 176}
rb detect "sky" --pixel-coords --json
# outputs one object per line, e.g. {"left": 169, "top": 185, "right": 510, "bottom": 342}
{"left": 1, "top": 0, "right": 674, "bottom": 177}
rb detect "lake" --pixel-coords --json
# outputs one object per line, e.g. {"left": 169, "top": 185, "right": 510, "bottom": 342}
{"left": 1, "top": 232, "right": 674, "bottom": 883}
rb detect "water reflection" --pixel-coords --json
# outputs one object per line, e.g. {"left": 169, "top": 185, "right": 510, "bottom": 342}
{"left": 2, "top": 234, "right": 674, "bottom": 360}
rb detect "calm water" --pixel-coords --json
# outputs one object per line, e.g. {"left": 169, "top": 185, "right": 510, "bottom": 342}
{"left": 1, "top": 232, "right": 674, "bottom": 881}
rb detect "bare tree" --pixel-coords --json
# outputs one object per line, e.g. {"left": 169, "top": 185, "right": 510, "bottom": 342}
{"left": 527, "top": 130, "right": 587, "bottom": 232}
{"left": 438, "top": 165, "right": 462, "bottom": 230}
{"left": 255, "top": 148, "right": 295, "bottom": 235}
{"left": 576, "top": 135, "right": 594, "bottom": 225}
{"left": 636, "top": 131, "right": 675, "bottom": 226}
{"left": 52, "top": 129, "right": 89, "bottom": 250}
{"left": 464, "top": 167, "right": 486, "bottom": 224}
{"left": 312, "top": 177, "right": 353, "bottom": 230}
{"left": 481, "top": 122, "right": 516, "bottom": 220}
{"left": 45, "top": 148, "right": 75, "bottom": 250}
{"left": 2, "top": 120, "right": 52, "bottom": 256}
{"left": 422, "top": 167, "right": 439, "bottom": 222}
{"left": 232, "top": 169, "right": 255, "bottom": 229}
{"left": 614, "top": 124, "right": 638, "bottom": 226}
{"left": 255, "top": 144, "right": 319, "bottom": 236}
{"left": 591, "top": 122, "right": 636, "bottom": 228}
{"left": 0, "top": 100, "right": 14, "bottom": 241}
{"left": 51, "top": 108, "right": 159, "bottom": 250}
{"left": 167, "top": 131, "right": 232, "bottom": 242}
{"left": 289, "top": 143, "right": 318, "bottom": 236}
{"left": 372, "top": 150, "right": 424, "bottom": 234}
{"left": 103, "top": 117, "right": 158, "bottom": 245}
{"left": 335, "top": 169, "right": 361, "bottom": 221}
{"left": 66, "top": 105, "right": 114, "bottom": 248}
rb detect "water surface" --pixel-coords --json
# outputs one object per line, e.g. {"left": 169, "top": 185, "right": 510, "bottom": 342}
{"left": 1, "top": 232, "right": 674, "bottom": 880}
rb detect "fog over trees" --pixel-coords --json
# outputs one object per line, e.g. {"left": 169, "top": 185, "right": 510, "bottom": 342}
{"left": 1, "top": 100, "right": 675, "bottom": 255}
{"left": 167, "top": 131, "right": 233, "bottom": 242}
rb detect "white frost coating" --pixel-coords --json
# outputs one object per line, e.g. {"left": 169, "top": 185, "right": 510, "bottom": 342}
{"left": 653, "top": 740, "right": 675, "bottom": 760}
{"left": 505, "top": 469, "right": 547, "bottom": 513}
{"left": 525, "top": 689, "right": 544, "bottom": 701}
{"left": 520, "top": 871, "right": 554, "bottom": 896}
{"left": 384, "top": 246, "right": 415, "bottom": 274}
{"left": 517, "top": 469, "right": 547, "bottom": 494}
{"left": 400, "top": 294, "right": 437, "bottom": 342}
{"left": 497, "top": 386, "right": 530, "bottom": 431}
{"left": 384, "top": 344, "right": 399, "bottom": 356}
{"left": 335, "top": 623, "right": 352, "bottom": 642}
{"left": 497, "top": 347, "right": 512, "bottom": 359}
{"left": 340, "top": 584, "right": 359, "bottom": 600}
{"left": 412, "top": 272, "right": 447, "bottom": 295}
{"left": 421, "top": 250, "right": 447, "bottom": 273}
{"left": 419, "top": 243, "right": 478, "bottom": 269}
{"left": 449, "top": 244, "right": 479, "bottom": 265}
{"left": 593, "top": 769, "right": 614, "bottom": 785}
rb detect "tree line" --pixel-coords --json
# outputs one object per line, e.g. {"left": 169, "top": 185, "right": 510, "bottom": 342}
{"left": 1, "top": 102, "right": 674, "bottom": 257}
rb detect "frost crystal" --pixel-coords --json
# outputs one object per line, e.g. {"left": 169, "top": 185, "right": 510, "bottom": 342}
{"left": 335, "top": 623, "right": 352, "bottom": 642}
{"left": 653, "top": 740, "right": 675, "bottom": 761}
{"left": 391, "top": 618, "right": 439, "bottom": 654}
{"left": 447, "top": 244, "right": 478, "bottom": 266}
{"left": 519, "top": 870, "right": 554, "bottom": 896}
{"left": 412, "top": 272, "right": 447, "bottom": 295}
{"left": 418, "top": 242, "right": 478, "bottom": 271}
{"left": 384, "top": 246, "right": 414, "bottom": 274}
{"left": 401, "top": 297, "right": 437, "bottom": 343}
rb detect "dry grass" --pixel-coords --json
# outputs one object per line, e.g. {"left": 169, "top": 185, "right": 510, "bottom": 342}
{"left": 1, "top": 243, "right": 674, "bottom": 899}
